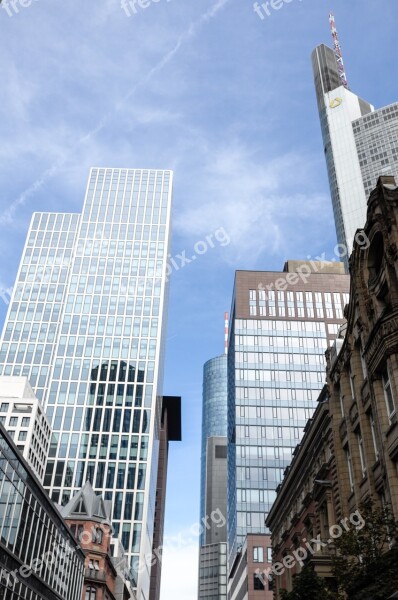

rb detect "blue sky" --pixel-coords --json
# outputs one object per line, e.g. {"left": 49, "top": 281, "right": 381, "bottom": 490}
{"left": 0, "top": 0, "right": 396, "bottom": 597}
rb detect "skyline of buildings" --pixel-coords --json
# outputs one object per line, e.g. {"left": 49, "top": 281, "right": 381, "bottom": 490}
{"left": 1, "top": 10, "right": 398, "bottom": 600}
{"left": 0, "top": 167, "right": 177, "bottom": 599}
{"left": 312, "top": 41, "right": 398, "bottom": 264}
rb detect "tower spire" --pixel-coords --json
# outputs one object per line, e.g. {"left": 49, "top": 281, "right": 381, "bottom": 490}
{"left": 329, "top": 11, "right": 349, "bottom": 89}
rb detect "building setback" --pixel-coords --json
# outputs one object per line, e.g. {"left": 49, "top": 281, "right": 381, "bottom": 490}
{"left": 267, "top": 177, "right": 398, "bottom": 599}
{"left": 0, "top": 375, "right": 51, "bottom": 482}
{"left": 0, "top": 167, "right": 175, "bottom": 599}
{"left": 227, "top": 262, "right": 350, "bottom": 593}
{"left": 0, "top": 423, "right": 84, "bottom": 600}
{"left": 312, "top": 42, "right": 398, "bottom": 263}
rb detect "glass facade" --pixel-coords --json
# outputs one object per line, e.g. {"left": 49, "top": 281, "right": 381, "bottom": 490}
{"left": 0, "top": 168, "right": 173, "bottom": 599}
{"left": 353, "top": 102, "right": 398, "bottom": 198}
{"left": 200, "top": 355, "right": 227, "bottom": 545}
{"left": 227, "top": 269, "right": 350, "bottom": 566}
{"left": 0, "top": 424, "right": 84, "bottom": 600}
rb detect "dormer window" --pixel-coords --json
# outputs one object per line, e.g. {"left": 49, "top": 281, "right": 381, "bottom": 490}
{"left": 74, "top": 497, "right": 85, "bottom": 514}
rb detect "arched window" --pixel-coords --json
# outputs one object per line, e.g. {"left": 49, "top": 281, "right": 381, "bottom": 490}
{"left": 96, "top": 528, "right": 103, "bottom": 544}
{"left": 85, "top": 586, "right": 96, "bottom": 600}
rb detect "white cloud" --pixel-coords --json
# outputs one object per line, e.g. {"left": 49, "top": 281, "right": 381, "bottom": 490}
{"left": 173, "top": 140, "right": 331, "bottom": 266}
{"left": 160, "top": 542, "right": 198, "bottom": 600}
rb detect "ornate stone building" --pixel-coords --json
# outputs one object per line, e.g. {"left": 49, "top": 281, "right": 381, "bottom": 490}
{"left": 266, "top": 176, "right": 398, "bottom": 598}
{"left": 61, "top": 481, "right": 135, "bottom": 600}
{"left": 329, "top": 175, "right": 398, "bottom": 523}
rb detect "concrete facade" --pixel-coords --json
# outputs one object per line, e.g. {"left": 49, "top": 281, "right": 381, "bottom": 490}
{"left": 0, "top": 375, "right": 51, "bottom": 482}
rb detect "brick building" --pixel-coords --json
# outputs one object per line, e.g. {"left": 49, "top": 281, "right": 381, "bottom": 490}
{"left": 61, "top": 481, "right": 134, "bottom": 600}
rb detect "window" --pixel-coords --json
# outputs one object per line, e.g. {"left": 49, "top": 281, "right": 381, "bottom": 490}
{"left": 254, "top": 574, "right": 265, "bottom": 590}
{"left": 382, "top": 367, "right": 396, "bottom": 420}
{"left": 267, "top": 547, "right": 272, "bottom": 562}
{"left": 346, "top": 447, "right": 354, "bottom": 491}
{"left": 349, "top": 368, "right": 356, "bottom": 400}
{"left": 9, "top": 417, "right": 18, "bottom": 426}
{"left": 18, "top": 431, "right": 27, "bottom": 442}
{"left": 92, "top": 527, "right": 103, "bottom": 544}
{"left": 253, "top": 547, "right": 264, "bottom": 562}
{"left": 369, "top": 413, "right": 379, "bottom": 461}
{"left": 85, "top": 587, "right": 96, "bottom": 600}
{"left": 360, "top": 347, "right": 367, "bottom": 379}
{"left": 357, "top": 431, "right": 367, "bottom": 477}
{"left": 0, "top": 403, "right": 9, "bottom": 413}
{"left": 21, "top": 417, "right": 30, "bottom": 427}
{"left": 339, "top": 386, "right": 344, "bottom": 417}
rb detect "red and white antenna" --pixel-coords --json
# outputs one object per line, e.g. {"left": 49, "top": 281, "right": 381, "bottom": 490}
{"left": 224, "top": 312, "right": 229, "bottom": 355}
{"left": 329, "top": 11, "right": 349, "bottom": 89}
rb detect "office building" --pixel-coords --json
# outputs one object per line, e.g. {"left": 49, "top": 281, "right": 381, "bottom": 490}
{"left": 266, "top": 177, "right": 398, "bottom": 599}
{"left": 0, "top": 167, "right": 174, "bottom": 599}
{"left": 61, "top": 480, "right": 136, "bottom": 600}
{"left": 227, "top": 262, "right": 349, "bottom": 576}
{"left": 312, "top": 39, "right": 398, "bottom": 262}
{"left": 0, "top": 423, "right": 84, "bottom": 600}
{"left": 149, "top": 396, "right": 181, "bottom": 600}
{"left": 0, "top": 375, "right": 51, "bottom": 482}
{"left": 198, "top": 330, "right": 228, "bottom": 600}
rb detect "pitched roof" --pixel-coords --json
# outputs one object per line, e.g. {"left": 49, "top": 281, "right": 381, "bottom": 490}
{"left": 60, "top": 480, "right": 112, "bottom": 524}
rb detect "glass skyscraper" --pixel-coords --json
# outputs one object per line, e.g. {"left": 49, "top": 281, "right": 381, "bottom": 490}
{"left": 227, "top": 263, "right": 349, "bottom": 567}
{"left": 200, "top": 354, "right": 227, "bottom": 543}
{"left": 0, "top": 167, "right": 173, "bottom": 599}
{"left": 198, "top": 354, "right": 228, "bottom": 600}
{"left": 312, "top": 44, "right": 398, "bottom": 264}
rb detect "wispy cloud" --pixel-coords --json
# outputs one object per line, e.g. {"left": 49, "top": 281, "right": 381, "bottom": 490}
{"left": 174, "top": 140, "right": 331, "bottom": 266}
{"left": 0, "top": 0, "right": 231, "bottom": 225}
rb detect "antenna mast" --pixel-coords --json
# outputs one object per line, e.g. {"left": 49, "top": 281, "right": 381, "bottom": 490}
{"left": 329, "top": 11, "right": 349, "bottom": 89}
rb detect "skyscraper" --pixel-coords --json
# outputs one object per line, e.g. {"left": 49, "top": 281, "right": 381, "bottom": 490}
{"left": 198, "top": 323, "right": 228, "bottom": 600}
{"left": 312, "top": 23, "right": 398, "bottom": 263}
{"left": 0, "top": 167, "right": 173, "bottom": 599}
{"left": 227, "top": 262, "right": 349, "bottom": 571}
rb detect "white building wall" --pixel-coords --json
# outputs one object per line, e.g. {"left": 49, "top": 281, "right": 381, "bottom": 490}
{"left": 0, "top": 375, "right": 51, "bottom": 482}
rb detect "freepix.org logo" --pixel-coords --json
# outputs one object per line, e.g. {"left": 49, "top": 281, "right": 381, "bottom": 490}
{"left": 330, "top": 97, "right": 343, "bottom": 109}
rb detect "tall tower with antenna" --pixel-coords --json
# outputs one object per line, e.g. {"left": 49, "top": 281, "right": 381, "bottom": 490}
{"left": 311, "top": 13, "right": 376, "bottom": 267}
{"left": 329, "top": 11, "right": 349, "bottom": 89}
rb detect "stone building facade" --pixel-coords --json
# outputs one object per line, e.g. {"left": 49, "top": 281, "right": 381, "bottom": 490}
{"left": 266, "top": 176, "right": 398, "bottom": 598}
{"left": 61, "top": 481, "right": 134, "bottom": 600}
